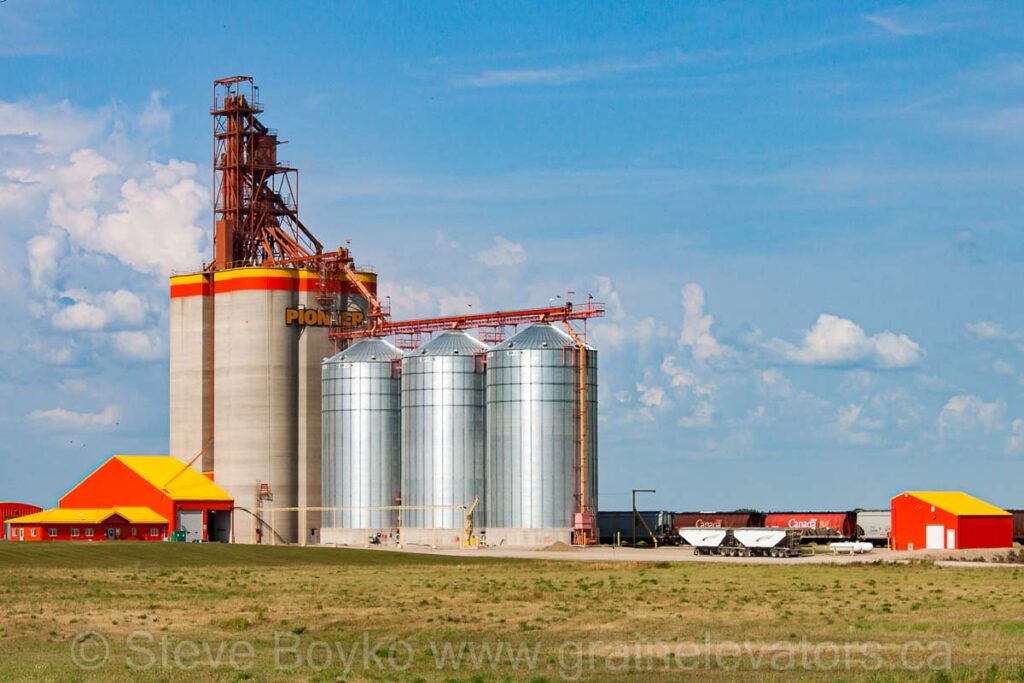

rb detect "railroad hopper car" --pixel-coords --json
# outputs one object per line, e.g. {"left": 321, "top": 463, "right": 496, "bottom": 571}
{"left": 1010, "top": 510, "right": 1024, "bottom": 543}
{"left": 672, "top": 512, "right": 764, "bottom": 531}
{"left": 762, "top": 512, "right": 856, "bottom": 541}
{"left": 597, "top": 511, "right": 675, "bottom": 545}
{"left": 854, "top": 509, "right": 891, "bottom": 544}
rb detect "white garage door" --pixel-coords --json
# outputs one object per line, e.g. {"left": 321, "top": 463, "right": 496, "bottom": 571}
{"left": 925, "top": 524, "right": 945, "bottom": 549}
{"left": 178, "top": 510, "right": 203, "bottom": 543}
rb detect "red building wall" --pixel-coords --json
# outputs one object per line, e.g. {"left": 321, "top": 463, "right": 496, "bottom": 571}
{"left": 1, "top": 502, "right": 42, "bottom": 522}
{"left": 3, "top": 503, "right": 43, "bottom": 541}
{"left": 10, "top": 520, "right": 167, "bottom": 542}
{"left": 958, "top": 516, "right": 1013, "bottom": 549}
{"left": 173, "top": 502, "right": 234, "bottom": 541}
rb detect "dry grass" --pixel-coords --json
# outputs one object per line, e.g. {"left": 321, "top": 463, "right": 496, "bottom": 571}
{"left": 1, "top": 542, "right": 1023, "bottom": 681}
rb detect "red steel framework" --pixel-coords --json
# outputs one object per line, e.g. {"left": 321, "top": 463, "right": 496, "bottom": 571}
{"left": 206, "top": 76, "right": 604, "bottom": 543}
{"left": 329, "top": 298, "right": 604, "bottom": 350}
{"left": 211, "top": 76, "right": 321, "bottom": 270}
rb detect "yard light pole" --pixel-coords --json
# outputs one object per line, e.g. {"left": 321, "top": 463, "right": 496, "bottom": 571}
{"left": 632, "top": 489, "right": 656, "bottom": 546}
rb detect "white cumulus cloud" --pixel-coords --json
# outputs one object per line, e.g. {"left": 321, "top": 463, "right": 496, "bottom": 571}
{"left": 27, "top": 230, "right": 66, "bottom": 291}
{"left": 678, "top": 401, "right": 714, "bottom": 428}
{"left": 967, "top": 320, "right": 1024, "bottom": 346}
{"left": 759, "top": 368, "right": 793, "bottom": 398}
{"left": 28, "top": 404, "right": 119, "bottom": 430}
{"left": 1006, "top": 418, "right": 1024, "bottom": 454}
{"left": 52, "top": 301, "right": 108, "bottom": 331}
{"left": 938, "top": 395, "right": 1004, "bottom": 436}
{"left": 94, "top": 289, "right": 148, "bottom": 326}
{"left": 661, "top": 355, "right": 715, "bottom": 398}
{"left": 993, "top": 360, "right": 1015, "bottom": 376}
{"left": 476, "top": 236, "right": 527, "bottom": 267}
{"left": 834, "top": 404, "right": 883, "bottom": 445}
{"left": 587, "top": 275, "right": 665, "bottom": 352}
{"left": 139, "top": 91, "right": 171, "bottom": 135}
{"left": 768, "top": 314, "right": 924, "bottom": 369}
{"left": 112, "top": 330, "right": 163, "bottom": 361}
{"left": 51, "top": 289, "right": 150, "bottom": 331}
{"left": 381, "top": 280, "right": 481, "bottom": 320}
{"left": 635, "top": 383, "right": 666, "bottom": 408}
{"left": 679, "top": 283, "right": 724, "bottom": 363}
{"left": 0, "top": 100, "right": 108, "bottom": 155}
{"left": 48, "top": 157, "right": 208, "bottom": 276}
{"left": 966, "top": 320, "right": 1010, "bottom": 340}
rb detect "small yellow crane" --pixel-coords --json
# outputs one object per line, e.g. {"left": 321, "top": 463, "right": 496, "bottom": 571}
{"left": 464, "top": 496, "right": 480, "bottom": 547}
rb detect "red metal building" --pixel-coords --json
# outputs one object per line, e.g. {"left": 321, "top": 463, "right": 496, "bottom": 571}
{"left": 7, "top": 508, "right": 168, "bottom": 542}
{"left": 8, "top": 456, "right": 233, "bottom": 543}
{"left": 890, "top": 491, "right": 1012, "bottom": 551}
{"left": 2, "top": 502, "right": 42, "bottom": 541}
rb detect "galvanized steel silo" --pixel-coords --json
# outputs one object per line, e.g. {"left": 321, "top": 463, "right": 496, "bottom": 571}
{"left": 401, "top": 331, "right": 488, "bottom": 530}
{"left": 486, "top": 323, "right": 598, "bottom": 532}
{"left": 321, "top": 338, "right": 403, "bottom": 541}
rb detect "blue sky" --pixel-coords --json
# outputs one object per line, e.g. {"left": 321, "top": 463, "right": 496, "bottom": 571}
{"left": 2, "top": 1, "right": 1024, "bottom": 513}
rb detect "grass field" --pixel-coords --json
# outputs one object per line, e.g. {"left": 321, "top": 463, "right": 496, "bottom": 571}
{"left": 1, "top": 543, "right": 1023, "bottom": 682}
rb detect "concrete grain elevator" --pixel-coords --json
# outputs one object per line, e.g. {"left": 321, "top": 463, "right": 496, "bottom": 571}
{"left": 169, "top": 77, "right": 376, "bottom": 544}
{"left": 170, "top": 77, "right": 606, "bottom": 546}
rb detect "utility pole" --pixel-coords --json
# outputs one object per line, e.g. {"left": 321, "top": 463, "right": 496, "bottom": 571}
{"left": 632, "top": 488, "right": 656, "bottom": 546}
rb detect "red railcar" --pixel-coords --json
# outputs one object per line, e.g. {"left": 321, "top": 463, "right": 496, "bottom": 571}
{"left": 763, "top": 512, "right": 855, "bottom": 539}
{"left": 1009, "top": 510, "right": 1024, "bottom": 543}
{"left": 1, "top": 502, "right": 43, "bottom": 540}
{"left": 673, "top": 512, "right": 764, "bottom": 530}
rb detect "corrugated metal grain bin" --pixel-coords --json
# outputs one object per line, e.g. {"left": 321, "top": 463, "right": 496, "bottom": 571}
{"left": 486, "top": 323, "right": 598, "bottom": 534}
{"left": 321, "top": 338, "right": 403, "bottom": 539}
{"left": 401, "top": 331, "right": 488, "bottom": 530}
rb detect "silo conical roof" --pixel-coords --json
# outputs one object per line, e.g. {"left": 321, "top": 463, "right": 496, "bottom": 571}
{"left": 324, "top": 337, "right": 403, "bottom": 364}
{"left": 494, "top": 322, "right": 593, "bottom": 351}
{"left": 411, "top": 330, "right": 489, "bottom": 356}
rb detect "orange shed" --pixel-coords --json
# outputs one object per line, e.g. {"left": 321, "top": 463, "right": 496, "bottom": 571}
{"left": 890, "top": 491, "right": 1012, "bottom": 551}
{"left": 57, "top": 456, "right": 233, "bottom": 542}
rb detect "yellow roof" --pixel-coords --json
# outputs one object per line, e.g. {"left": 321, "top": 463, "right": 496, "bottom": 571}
{"left": 8, "top": 507, "right": 168, "bottom": 525}
{"left": 899, "top": 491, "right": 1010, "bottom": 516}
{"left": 114, "top": 456, "right": 232, "bottom": 502}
